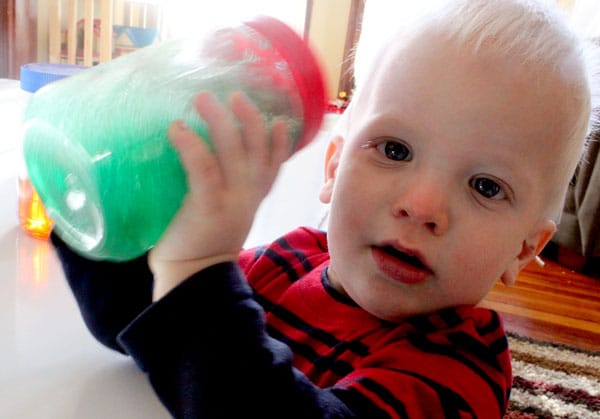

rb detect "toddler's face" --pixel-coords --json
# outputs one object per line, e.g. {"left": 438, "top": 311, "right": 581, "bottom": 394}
{"left": 320, "top": 33, "right": 579, "bottom": 321}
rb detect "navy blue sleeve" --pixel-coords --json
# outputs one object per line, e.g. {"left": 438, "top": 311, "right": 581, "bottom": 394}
{"left": 51, "top": 232, "right": 154, "bottom": 353}
{"left": 117, "top": 262, "right": 357, "bottom": 419}
{"left": 52, "top": 233, "right": 356, "bottom": 418}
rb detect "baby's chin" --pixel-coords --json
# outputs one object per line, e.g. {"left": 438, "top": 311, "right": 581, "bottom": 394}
{"left": 349, "top": 291, "right": 436, "bottom": 323}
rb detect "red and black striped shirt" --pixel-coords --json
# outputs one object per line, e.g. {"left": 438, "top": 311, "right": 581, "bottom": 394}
{"left": 53, "top": 227, "right": 512, "bottom": 418}
{"left": 240, "top": 227, "right": 512, "bottom": 418}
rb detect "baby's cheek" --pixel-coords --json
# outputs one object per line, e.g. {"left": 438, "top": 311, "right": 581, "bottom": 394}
{"left": 345, "top": 206, "right": 367, "bottom": 230}
{"left": 447, "top": 239, "right": 492, "bottom": 277}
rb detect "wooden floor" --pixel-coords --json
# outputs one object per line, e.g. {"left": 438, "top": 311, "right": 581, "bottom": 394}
{"left": 480, "top": 257, "right": 600, "bottom": 352}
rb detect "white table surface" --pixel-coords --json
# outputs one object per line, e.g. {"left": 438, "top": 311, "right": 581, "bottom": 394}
{"left": 0, "top": 78, "right": 337, "bottom": 418}
{"left": 0, "top": 79, "right": 170, "bottom": 418}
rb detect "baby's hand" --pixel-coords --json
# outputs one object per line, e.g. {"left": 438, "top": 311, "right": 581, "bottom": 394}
{"left": 149, "top": 91, "right": 291, "bottom": 300}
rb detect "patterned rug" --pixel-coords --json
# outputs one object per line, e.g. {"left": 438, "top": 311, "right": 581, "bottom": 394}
{"left": 504, "top": 333, "right": 600, "bottom": 419}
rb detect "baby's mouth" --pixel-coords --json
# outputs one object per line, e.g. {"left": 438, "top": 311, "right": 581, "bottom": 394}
{"left": 371, "top": 244, "right": 432, "bottom": 284}
{"left": 380, "top": 245, "right": 429, "bottom": 271}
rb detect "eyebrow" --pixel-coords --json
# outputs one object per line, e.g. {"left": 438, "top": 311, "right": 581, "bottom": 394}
{"left": 354, "top": 112, "right": 417, "bottom": 141}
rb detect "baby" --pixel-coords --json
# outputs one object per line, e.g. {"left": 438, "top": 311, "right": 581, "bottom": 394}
{"left": 53, "top": 0, "right": 599, "bottom": 418}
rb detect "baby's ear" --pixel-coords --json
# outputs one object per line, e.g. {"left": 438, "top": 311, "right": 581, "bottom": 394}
{"left": 319, "top": 135, "right": 344, "bottom": 204}
{"left": 500, "top": 219, "right": 556, "bottom": 286}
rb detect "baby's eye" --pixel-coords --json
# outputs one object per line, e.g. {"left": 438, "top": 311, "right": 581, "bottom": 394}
{"left": 469, "top": 177, "right": 506, "bottom": 200}
{"left": 376, "top": 140, "right": 412, "bottom": 161}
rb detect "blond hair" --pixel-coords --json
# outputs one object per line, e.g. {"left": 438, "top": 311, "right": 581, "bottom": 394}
{"left": 354, "top": 0, "right": 600, "bottom": 221}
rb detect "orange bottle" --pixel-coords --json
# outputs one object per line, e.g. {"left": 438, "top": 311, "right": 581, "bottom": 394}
{"left": 18, "top": 176, "right": 54, "bottom": 239}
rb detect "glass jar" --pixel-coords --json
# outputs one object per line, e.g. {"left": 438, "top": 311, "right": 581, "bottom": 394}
{"left": 22, "top": 16, "right": 326, "bottom": 261}
{"left": 18, "top": 63, "right": 86, "bottom": 239}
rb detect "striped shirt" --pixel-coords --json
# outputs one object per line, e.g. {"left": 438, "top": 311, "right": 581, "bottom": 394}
{"left": 53, "top": 227, "right": 512, "bottom": 418}
{"left": 239, "top": 227, "right": 512, "bottom": 418}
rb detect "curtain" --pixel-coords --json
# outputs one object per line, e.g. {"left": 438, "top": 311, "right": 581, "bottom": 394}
{"left": 553, "top": 138, "right": 600, "bottom": 259}
{"left": 550, "top": 0, "right": 600, "bottom": 270}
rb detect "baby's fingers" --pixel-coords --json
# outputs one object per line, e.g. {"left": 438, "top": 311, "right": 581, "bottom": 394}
{"left": 167, "top": 120, "right": 223, "bottom": 194}
{"left": 230, "top": 91, "right": 268, "bottom": 164}
{"left": 193, "top": 92, "right": 244, "bottom": 171}
{"left": 270, "top": 119, "right": 293, "bottom": 168}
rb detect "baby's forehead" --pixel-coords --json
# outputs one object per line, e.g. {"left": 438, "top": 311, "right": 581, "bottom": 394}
{"left": 364, "top": 29, "right": 586, "bottom": 122}
{"left": 351, "top": 31, "right": 587, "bottom": 221}
{"left": 350, "top": 0, "right": 595, "bottom": 221}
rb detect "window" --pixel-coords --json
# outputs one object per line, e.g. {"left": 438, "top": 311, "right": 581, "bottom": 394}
{"left": 159, "top": 0, "right": 307, "bottom": 38}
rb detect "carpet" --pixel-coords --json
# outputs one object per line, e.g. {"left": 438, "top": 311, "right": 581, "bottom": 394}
{"left": 504, "top": 333, "right": 600, "bottom": 419}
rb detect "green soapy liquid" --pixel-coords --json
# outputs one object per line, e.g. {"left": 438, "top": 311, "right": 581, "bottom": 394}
{"left": 23, "top": 36, "right": 303, "bottom": 261}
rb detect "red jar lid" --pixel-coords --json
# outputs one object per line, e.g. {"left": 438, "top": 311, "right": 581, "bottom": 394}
{"left": 245, "top": 16, "right": 327, "bottom": 150}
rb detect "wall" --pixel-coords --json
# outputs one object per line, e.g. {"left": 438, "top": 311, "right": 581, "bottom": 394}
{"left": 557, "top": 0, "right": 576, "bottom": 12}
{"left": 307, "top": 0, "right": 351, "bottom": 100}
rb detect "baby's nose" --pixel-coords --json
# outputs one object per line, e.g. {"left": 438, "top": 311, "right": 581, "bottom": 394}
{"left": 391, "top": 179, "right": 450, "bottom": 236}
